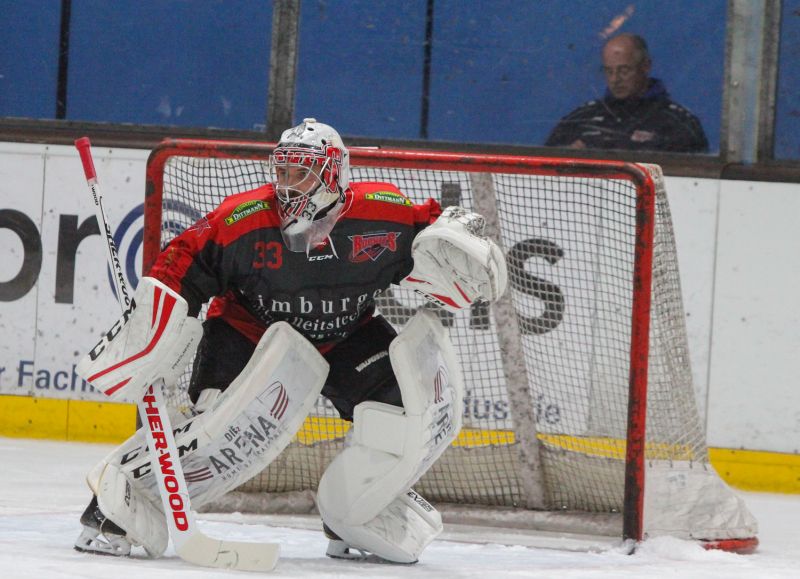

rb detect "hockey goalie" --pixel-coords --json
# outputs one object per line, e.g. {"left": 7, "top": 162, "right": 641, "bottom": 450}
{"left": 74, "top": 118, "right": 507, "bottom": 564}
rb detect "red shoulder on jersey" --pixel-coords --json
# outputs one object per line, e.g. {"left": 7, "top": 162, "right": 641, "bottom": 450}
{"left": 345, "top": 182, "right": 441, "bottom": 228}
{"left": 210, "top": 185, "right": 281, "bottom": 245}
{"left": 148, "top": 184, "right": 279, "bottom": 297}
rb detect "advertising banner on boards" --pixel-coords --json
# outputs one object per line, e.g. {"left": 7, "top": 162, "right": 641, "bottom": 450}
{"left": 0, "top": 143, "right": 147, "bottom": 401}
{"left": 3, "top": 142, "right": 798, "bottom": 456}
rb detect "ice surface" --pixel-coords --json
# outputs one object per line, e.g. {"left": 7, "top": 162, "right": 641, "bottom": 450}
{"left": 1, "top": 437, "right": 797, "bottom": 578}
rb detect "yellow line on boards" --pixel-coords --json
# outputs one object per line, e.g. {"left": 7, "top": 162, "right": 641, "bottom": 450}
{"left": 709, "top": 447, "right": 800, "bottom": 495}
{"left": 1, "top": 395, "right": 797, "bottom": 494}
{"left": 291, "top": 417, "right": 800, "bottom": 493}
{"left": 0, "top": 394, "right": 136, "bottom": 443}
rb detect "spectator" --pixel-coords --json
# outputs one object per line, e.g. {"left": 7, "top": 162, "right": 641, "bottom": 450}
{"left": 545, "top": 33, "right": 709, "bottom": 153}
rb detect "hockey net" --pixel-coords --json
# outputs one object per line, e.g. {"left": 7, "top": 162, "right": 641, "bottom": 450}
{"left": 144, "top": 140, "right": 757, "bottom": 551}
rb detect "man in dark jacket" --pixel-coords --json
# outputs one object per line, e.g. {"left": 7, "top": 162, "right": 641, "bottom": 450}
{"left": 545, "top": 33, "right": 708, "bottom": 153}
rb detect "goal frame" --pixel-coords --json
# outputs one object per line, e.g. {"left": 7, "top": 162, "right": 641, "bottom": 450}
{"left": 143, "top": 139, "right": 750, "bottom": 552}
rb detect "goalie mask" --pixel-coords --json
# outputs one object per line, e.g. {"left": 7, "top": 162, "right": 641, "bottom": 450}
{"left": 271, "top": 118, "right": 350, "bottom": 252}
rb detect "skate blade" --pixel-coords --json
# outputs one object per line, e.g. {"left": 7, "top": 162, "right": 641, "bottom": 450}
{"left": 325, "top": 539, "right": 417, "bottom": 565}
{"left": 74, "top": 527, "right": 131, "bottom": 557}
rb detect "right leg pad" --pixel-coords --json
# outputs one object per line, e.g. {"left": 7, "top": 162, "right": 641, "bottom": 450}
{"left": 83, "top": 321, "right": 329, "bottom": 557}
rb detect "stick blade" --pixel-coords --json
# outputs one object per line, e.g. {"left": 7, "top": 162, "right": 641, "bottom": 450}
{"left": 177, "top": 533, "right": 280, "bottom": 572}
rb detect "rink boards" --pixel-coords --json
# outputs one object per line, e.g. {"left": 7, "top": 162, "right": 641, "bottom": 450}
{"left": 0, "top": 393, "right": 797, "bottom": 495}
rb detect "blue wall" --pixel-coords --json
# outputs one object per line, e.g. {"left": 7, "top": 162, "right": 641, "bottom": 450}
{"left": 0, "top": 1, "right": 739, "bottom": 155}
{"left": 67, "top": 1, "right": 272, "bottom": 129}
{"left": 295, "top": 0, "right": 726, "bottom": 150}
{"left": 295, "top": 0, "right": 426, "bottom": 139}
{"left": 1, "top": 0, "right": 272, "bottom": 130}
{"left": 775, "top": 2, "right": 800, "bottom": 160}
{"left": 0, "top": 1, "right": 62, "bottom": 119}
{"left": 426, "top": 0, "right": 725, "bottom": 149}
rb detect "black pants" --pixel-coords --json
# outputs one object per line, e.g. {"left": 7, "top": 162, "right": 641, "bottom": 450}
{"left": 189, "top": 316, "right": 402, "bottom": 421}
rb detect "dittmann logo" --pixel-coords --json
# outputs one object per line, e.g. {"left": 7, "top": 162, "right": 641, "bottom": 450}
{"left": 225, "top": 200, "right": 270, "bottom": 225}
{"left": 365, "top": 191, "right": 412, "bottom": 206}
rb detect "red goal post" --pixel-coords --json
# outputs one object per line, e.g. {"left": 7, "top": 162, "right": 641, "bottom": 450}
{"left": 144, "top": 139, "right": 758, "bottom": 553}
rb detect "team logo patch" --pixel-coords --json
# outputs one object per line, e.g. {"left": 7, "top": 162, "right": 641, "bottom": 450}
{"left": 349, "top": 231, "right": 401, "bottom": 262}
{"left": 365, "top": 191, "right": 412, "bottom": 206}
{"left": 224, "top": 200, "right": 270, "bottom": 225}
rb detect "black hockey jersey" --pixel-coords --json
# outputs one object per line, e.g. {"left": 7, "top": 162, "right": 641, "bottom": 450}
{"left": 148, "top": 182, "right": 441, "bottom": 346}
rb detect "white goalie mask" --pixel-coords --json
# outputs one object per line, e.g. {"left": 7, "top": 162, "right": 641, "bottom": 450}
{"left": 270, "top": 118, "right": 350, "bottom": 252}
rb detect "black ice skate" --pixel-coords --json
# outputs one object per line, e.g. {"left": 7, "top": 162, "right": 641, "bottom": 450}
{"left": 73, "top": 496, "right": 132, "bottom": 556}
{"left": 322, "top": 523, "right": 417, "bottom": 564}
{"left": 323, "top": 522, "right": 368, "bottom": 561}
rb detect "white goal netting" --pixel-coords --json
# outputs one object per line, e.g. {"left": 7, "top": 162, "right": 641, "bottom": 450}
{"left": 145, "top": 143, "right": 756, "bottom": 547}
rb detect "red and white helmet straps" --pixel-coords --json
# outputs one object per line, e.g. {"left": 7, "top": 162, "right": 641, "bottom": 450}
{"left": 322, "top": 145, "right": 343, "bottom": 192}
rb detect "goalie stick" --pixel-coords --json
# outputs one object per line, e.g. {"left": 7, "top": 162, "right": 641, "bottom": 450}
{"left": 74, "top": 137, "right": 280, "bottom": 572}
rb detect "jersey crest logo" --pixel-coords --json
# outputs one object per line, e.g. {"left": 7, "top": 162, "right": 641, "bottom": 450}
{"left": 224, "top": 200, "right": 270, "bottom": 225}
{"left": 348, "top": 231, "right": 401, "bottom": 262}
{"left": 365, "top": 191, "right": 412, "bottom": 206}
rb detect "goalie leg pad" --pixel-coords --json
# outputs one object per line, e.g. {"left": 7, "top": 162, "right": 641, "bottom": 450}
{"left": 325, "top": 489, "right": 442, "bottom": 564}
{"left": 93, "top": 462, "right": 169, "bottom": 558}
{"left": 317, "top": 310, "right": 463, "bottom": 562}
{"left": 86, "top": 321, "right": 329, "bottom": 549}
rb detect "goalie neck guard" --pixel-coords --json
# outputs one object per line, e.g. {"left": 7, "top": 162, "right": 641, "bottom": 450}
{"left": 271, "top": 118, "right": 350, "bottom": 253}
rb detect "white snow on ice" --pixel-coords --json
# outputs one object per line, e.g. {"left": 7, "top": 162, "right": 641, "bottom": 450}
{"left": 1, "top": 437, "right": 798, "bottom": 578}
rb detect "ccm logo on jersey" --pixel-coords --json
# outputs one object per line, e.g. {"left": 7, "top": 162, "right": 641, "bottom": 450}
{"left": 308, "top": 254, "right": 334, "bottom": 261}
